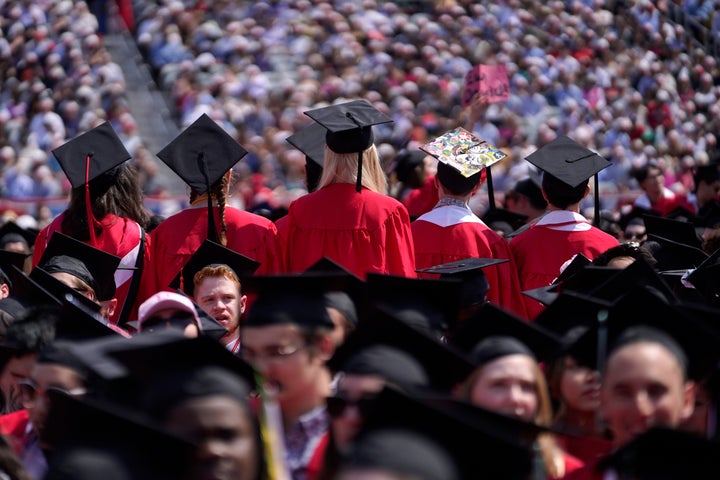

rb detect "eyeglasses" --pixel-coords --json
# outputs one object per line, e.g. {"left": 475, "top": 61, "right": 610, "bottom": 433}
{"left": 18, "top": 379, "right": 87, "bottom": 407}
{"left": 326, "top": 395, "right": 377, "bottom": 418}
{"left": 240, "top": 343, "right": 307, "bottom": 364}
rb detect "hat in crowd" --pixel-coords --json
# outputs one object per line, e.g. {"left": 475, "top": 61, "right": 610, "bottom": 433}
{"left": 52, "top": 122, "right": 130, "bottom": 190}
{"left": 643, "top": 213, "right": 703, "bottom": 249}
{"left": 687, "top": 247, "right": 720, "bottom": 306}
{"left": 305, "top": 100, "right": 393, "bottom": 192}
{"left": 420, "top": 127, "right": 507, "bottom": 178}
{"left": 29, "top": 266, "right": 103, "bottom": 315}
{"left": 303, "top": 257, "right": 364, "bottom": 327}
{"left": 389, "top": 149, "right": 427, "bottom": 183}
{"left": 416, "top": 257, "right": 507, "bottom": 312}
{"left": 36, "top": 232, "right": 121, "bottom": 301}
{"left": 525, "top": 135, "right": 611, "bottom": 188}
{"left": 156, "top": 113, "right": 248, "bottom": 243}
{"left": 286, "top": 122, "right": 327, "bottom": 169}
{"left": 243, "top": 272, "right": 352, "bottom": 330}
{"left": 333, "top": 344, "right": 430, "bottom": 391}
{"left": 0, "top": 250, "right": 30, "bottom": 290}
{"left": 0, "top": 221, "right": 37, "bottom": 252}
{"left": 647, "top": 234, "right": 708, "bottom": 271}
{"left": 450, "top": 303, "right": 563, "bottom": 366}
{"left": 511, "top": 177, "right": 548, "bottom": 211}
{"left": 329, "top": 305, "right": 474, "bottom": 392}
{"left": 481, "top": 208, "right": 528, "bottom": 235}
{"left": 136, "top": 291, "right": 203, "bottom": 334}
{"left": 168, "top": 239, "right": 261, "bottom": 297}
{"left": 365, "top": 273, "right": 462, "bottom": 338}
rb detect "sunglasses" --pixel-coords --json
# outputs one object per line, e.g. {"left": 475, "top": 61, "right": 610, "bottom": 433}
{"left": 326, "top": 395, "right": 377, "bottom": 418}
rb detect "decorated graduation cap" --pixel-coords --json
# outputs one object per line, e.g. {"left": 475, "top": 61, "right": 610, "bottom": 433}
{"left": 416, "top": 257, "right": 507, "bottom": 312}
{"left": 353, "top": 386, "right": 539, "bottom": 480}
{"left": 37, "top": 232, "right": 121, "bottom": 301}
{"left": 156, "top": 114, "right": 248, "bottom": 243}
{"left": 0, "top": 221, "right": 37, "bottom": 251}
{"left": 525, "top": 135, "right": 611, "bottom": 225}
{"left": 599, "top": 427, "right": 720, "bottom": 479}
{"left": 421, "top": 127, "right": 507, "bottom": 210}
{"left": 450, "top": 303, "right": 563, "bottom": 366}
{"left": 328, "top": 305, "right": 474, "bottom": 391}
{"left": 365, "top": 273, "right": 462, "bottom": 338}
{"left": 51, "top": 122, "right": 131, "bottom": 247}
{"left": 570, "top": 285, "right": 720, "bottom": 381}
{"left": 243, "top": 272, "right": 352, "bottom": 329}
{"left": 304, "top": 99, "right": 393, "bottom": 192}
{"left": 168, "top": 239, "right": 261, "bottom": 297}
{"left": 43, "top": 390, "right": 195, "bottom": 480}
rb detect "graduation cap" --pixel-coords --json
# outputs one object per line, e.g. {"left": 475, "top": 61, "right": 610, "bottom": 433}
{"left": 168, "top": 239, "right": 261, "bottom": 297}
{"left": 687, "top": 247, "right": 720, "bottom": 306}
{"left": 599, "top": 427, "right": 720, "bottom": 479}
{"left": 304, "top": 100, "right": 393, "bottom": 192}
{"left": 416, "top": 257, "right": 508, "bottom": 311}
{"left": 0, "top": 221, "right": 37, "bottom": 251}
{"left": 29, "top": 266, "right": 104, "bottom": 315}
{"left": 352, "top": 386, "right": 539, "bottom": 480}
{"left": 328, "top": 305, "right": 474, "bottom": 392}
{"left": 51, "top": 122, "right": 131, "bottom": 247}
{"left": 449, "top": 303, "right": 563, "bottom": 365}
{"left": 0, "top": 250, "right": 30, "bottom": 291}
{"left": 389, "top": 149, "right": 427, "bottom": 184}
{"left": 286, "top": 122, "right": 326, "bottom": 169}
{"left": 43, "top": 390, "right": 195, "bottom": 480}
{"left": 365, "top": 273, "right": 462, "bottom": 338}
{"left": 481, "top": 208, "right": 528, "bottom": 235}
{"left": 243, "top": 272, "right": 352, "bottom": 329}
{"left": 525, "top": 135, "right": 611, "bottom": 225}
{"left": 332, "top": 344, "right": 430, "bottom": 391}
{"left": 521, "top": 255, "right": 607, "bottom": 306}
{"left": 156, "top": 113, "right": 248, "bottom": 243}
{"left": 588, "top": 257, "right": 677, "bottom": 304}
{"left": 37, "top": 232, "right": 121, "bottom": 301}
{"left": 569, "top": 286, "right": 720, "bottom": 380}
{"left": 642, "top": 213, "right": 702, "bottom": 249}
{"left": 420, "top": 127, "right": 508, "bottom": 210}
{"left": 647, "top": 234, "right": 708, "bottom": 271}
{"left": 509, "top": 177, "right": 548, "bottom": 211}
{"left": 533, "top": 292, "right": 614, "bottom": 342}
{"left": 303, "top": 257, "right": 365, "bottom": 328}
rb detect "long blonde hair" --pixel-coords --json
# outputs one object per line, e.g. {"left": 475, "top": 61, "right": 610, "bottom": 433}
{"left": 318, "top": 145, "right": 388, "bottom": 194}
{"left": 458, "top": 359, "right": 567, "bottom": 478}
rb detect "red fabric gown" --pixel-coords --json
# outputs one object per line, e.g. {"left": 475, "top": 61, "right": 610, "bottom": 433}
{"left": 402, "top": 175, "right": 439, "bottom": 220}
{"left": 32, "top": 213, "right": 149, "bottom": 325}
{"left": 282, "top": 183, "right": 416, "bottom": 278}
{"left": 557, "top": 433, "right": 612, "bottom": 467}
{"left": 412, "top": 204, "right": 528, "bottom": 320}
{"left": 146, "top": 205, "right": 283, "bottom": 298}
{"left": 509, "top": 211, "right": 619, "bottom": 319}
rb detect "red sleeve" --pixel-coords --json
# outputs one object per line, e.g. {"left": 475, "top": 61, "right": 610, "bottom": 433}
{"left": 304, "top": 432, "right": 330, "bottom": 480}
{"left": 383, "top": 205, "right": 417, "bottom": 277}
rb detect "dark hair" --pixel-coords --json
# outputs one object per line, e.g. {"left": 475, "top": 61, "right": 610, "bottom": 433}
{"left": 436, "top": 161, "right": 481, "bottom": 196}
{"left": 592, "top": 243, "right": 657, "bottom": 267}
{"left": 631, "top": 163, "right": 661, "bottom": 184}
{"left": 608, "top": 325, "right": 688, "bottom": 381}
{"left": 541, "top": 174, "right": 588, "bottom": 209}
{"left": 63, "top": 163, "right": 149, "bottom": 240}
{"left": 190, "top": 171, "right": 230, "bottom": 246}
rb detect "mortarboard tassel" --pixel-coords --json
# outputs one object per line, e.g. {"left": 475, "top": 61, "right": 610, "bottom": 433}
{"left": 198, "top": 153, "right": 220, "bottom": 244}
{"left": 485, "top": 166, "right": 496, "bottom": 211}
{"left": 595, "top": 309, "right": 609, "bottom": 433}
{"left": 85, "top": 153, "right": 98, "bottom": 247}
{"left": 256, "top": 372, "right": 291, "bottom": 480}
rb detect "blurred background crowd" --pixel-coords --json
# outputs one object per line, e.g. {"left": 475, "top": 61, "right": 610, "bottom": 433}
{"left": 0, "top": 0, "right": 718, "bottom": 235}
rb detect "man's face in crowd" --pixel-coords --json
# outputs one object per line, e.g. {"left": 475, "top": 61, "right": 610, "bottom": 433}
{"left": 0, "top": 353, "right": 37, "bottom": 413}
{"left": 600, "top": 341, "right": 695, "bottom": 448}
{"left": 195, "top": 276, "right": 246, "bottom": 343}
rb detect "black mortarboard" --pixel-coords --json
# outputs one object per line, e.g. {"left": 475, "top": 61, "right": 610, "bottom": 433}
{"left": 389, "top": 149, "right": 427, "bottom": 183}
{"left": 168, "top": 239, "right": 261, "bottom": 297}
{"left": 525, "top": 135, "right": 611, "bottom": 188}
{"left": 156, "top": 114, "right": 248, "bottom": 243}
{"left": 642, "top": 213, "right": 702, "bottom": 249}
{"left": 687, "top": 247, "right": 720, "bottom": 306}
{"left": 353, "top": 386, "right": 538, "bottom": 480}
{"left": 600, "top": 427, "right": 720, "bottom": 479}
{"left": 416, "top": 257, "right": 507, "bottom": 310}
{"left": 533, "top": 292, "right": 614, "bottom": 341}
{"left": 481, "top": 208, "right": 528, "bottom": 234}
{"left": 337, "top": 344, "right": 430, "bottom": 390}
{"left": 450, "top": 303, "right": 563, "bottom": 365}
{"left": 647, "top": 234, "right": 708, "bottom": 271}
{"left": 328, "top": 305, "right": 474, "bottom": 391}
{"left": 522, "top": 258, "right": 613, "bottom": 306}
{"left": 8, "top": 264, "right": 62, "bottom": 308}
{"left": 51, "top": 122, "right": 130, "bottom": 190}
{"left": 303, "top": 257, "right": 364, "bottom": 324}
{"left": 43, "top": 390, "right": 195, "bottom": 480}
{"left": 304, "top": 100, "right": 393, "bottom": 192}
{"left": 0, "top": 221, "right": 36, "bottom": 250}
{"left": 365, "top": 273, "right": 462, "bottom": 338}
{"left": 0, "top": 250, "right": 30, "bottom": 290}
{"left": 37, "top": 232, "right": 121, "bottom": 301}
{"left": 587, "top": 257, "right": 677, "bottom": 304}
{"left": 511, "top": 177, "right": 548, "bottom": 210}
{"left": 243, "top": 273, "right": 351, "bottom": 329}
{"left": 57, "top": 293, "right": 129, "bottom": 341}
{"left": 30, "top": 266, "right": 103, "bottom": 315}
{"left": 570, "top": 286, "right": 720, "bottom": 380}
{"left": 286, "top": 122, "right": 326, "bottom": 168}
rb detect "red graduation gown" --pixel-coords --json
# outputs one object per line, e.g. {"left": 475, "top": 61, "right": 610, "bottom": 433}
{"left": 509, "top": 211, "right": 619, "bottom": 319}
{"left": 282, "top": 183, "right": 416, "bottom": 278}
{"left": 146, "top": 205, "right": 283, "bottom": 298}
{"left": 402, "top": 175, "right": 439, "bottom": 220}
{"left": 412, "top": 204, "right": 529, "bottom": 320}
{"left": 32, "top": 213, "right": 149, "bottom": 325}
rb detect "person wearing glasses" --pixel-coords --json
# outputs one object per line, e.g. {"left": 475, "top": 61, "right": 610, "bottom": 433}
{"left": 240, "top": 275, "right": 340, "bottom": 480}
{"left": 136, "top": 291, "right": 203, "bottom": 338}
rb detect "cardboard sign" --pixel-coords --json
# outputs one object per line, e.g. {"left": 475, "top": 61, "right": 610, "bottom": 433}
{"left": 462, "top": 64, "right": 510, "bottom": 107}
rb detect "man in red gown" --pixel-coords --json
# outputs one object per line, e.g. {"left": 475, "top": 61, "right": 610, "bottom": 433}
{"left": 509, "top": 136, "right": 618, "bottom": 319}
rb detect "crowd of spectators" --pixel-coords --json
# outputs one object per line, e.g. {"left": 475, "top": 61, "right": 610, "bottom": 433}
{"left": 1, "top": 0, "right": 719, "bottom": 231}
